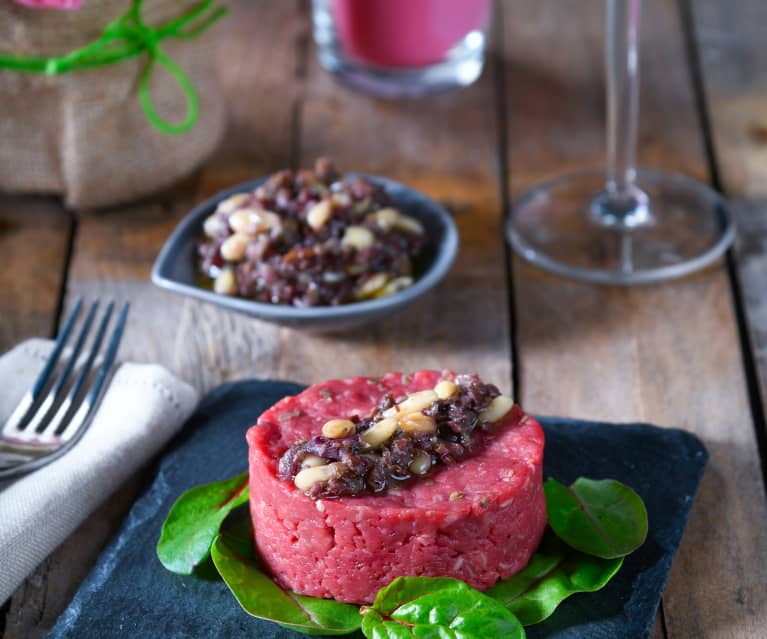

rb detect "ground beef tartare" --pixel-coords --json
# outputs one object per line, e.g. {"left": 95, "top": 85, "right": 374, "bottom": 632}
{"left": 198, "top": 159, "right": 426, "bottom": 307}
{"left": 247, "top": 370, "right": 547, "bottom": 604}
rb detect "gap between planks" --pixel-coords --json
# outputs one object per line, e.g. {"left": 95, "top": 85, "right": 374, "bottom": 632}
{"left": 678, "top": 0, "right": 767, "bottom": 497}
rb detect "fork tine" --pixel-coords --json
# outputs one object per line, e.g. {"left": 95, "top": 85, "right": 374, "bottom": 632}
{"left": 26, "top": 301, "right": 100, "bottom": 434}
{"left": 58, "top": 303, "right": 130, "bottom": 440}
{"left": 41, "top": 302, "right": 115, "bottom": 439}
{"left": 1, "top": 298, "right": 83, "bottom": 434}
{"left": 0, "top": 301, "right": 129, "bottom": 480}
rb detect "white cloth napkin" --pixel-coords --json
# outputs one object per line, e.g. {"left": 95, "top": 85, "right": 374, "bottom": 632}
{"left": 0, "top": 338, "right": 199, "bottom": 605}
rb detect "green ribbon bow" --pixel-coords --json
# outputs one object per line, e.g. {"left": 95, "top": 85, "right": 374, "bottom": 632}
{"left": 0, "top": 0, "right": 228, "bottom": 135}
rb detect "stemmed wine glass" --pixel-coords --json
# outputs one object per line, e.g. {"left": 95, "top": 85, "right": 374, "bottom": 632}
{"left": 506, "top": 0, "right": 735, "bottom": 285}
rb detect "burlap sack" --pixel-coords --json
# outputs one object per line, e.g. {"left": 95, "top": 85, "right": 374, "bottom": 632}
{"left": 0, "top": 0, "right": 226, "bottom": 209}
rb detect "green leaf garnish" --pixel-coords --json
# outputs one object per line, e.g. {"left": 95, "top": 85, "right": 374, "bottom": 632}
{"left": 361, "top": 576, "right": 525, "bottom": 639}
{"left": 485, "top": 530, "right": 623, "bottom": 625}
{"left": 544, "top": 477, "right": 648, "bottom": 559}
{"left": 157, "top": 471, "right": 250, "bottom": 574}
{"left": 156, "top": 472, "right": 649, "bottom": 635}
{"left": 211, "top": 507, "right": 361, "bottom": 636}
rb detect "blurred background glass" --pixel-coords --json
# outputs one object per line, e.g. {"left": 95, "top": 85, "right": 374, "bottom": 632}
{"left": 312, "top": 0, "right": 491, "bottom": 97}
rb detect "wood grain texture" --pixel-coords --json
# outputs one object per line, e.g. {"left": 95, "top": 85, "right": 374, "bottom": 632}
{"left": 691, "top": 0, "right": 767, "bottom": 197}
{"left": 725, "top": 199, "right": 767, "bottom": 415}
{"left": 503, "top": 0, "right": 767, "bottom": 637}
{"left": 0, "top": 196, "right": 71, "bottom": 351}
{"left": 686, "top": 4, "right": 767, "bottom": 631}
{"left": 1, "top": 3, "right": 301, "bottom": 636}
{"left": 691, "top": 0, "right": 767, "bottom": 454}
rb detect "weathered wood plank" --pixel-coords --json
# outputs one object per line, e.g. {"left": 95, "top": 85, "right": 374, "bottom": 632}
{"left": 1, "top": 3, "right": 302, "bottom": 637}
{"left": 690, "top": 0, "right": 767, "bottom": 197}
{"left": 0, "top": 196, "right": 71, "bottom": 351}
{"left": 691, "top": 0, "right": 767, "bottom": 450}
{"left": 503, "top": 0, "right": 767, "bottom": 637}
{"left": 724, "top": 198, "right": 767, "bottom": 416}
{"left": 682, "top": 2, "right": 767, "bottom": 632}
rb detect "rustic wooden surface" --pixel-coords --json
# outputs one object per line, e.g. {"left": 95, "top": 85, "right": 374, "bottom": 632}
{"left": 2, "top": 1, "right": 767, "bottom": 637}
{"left": 691, "top": 0, "right": 767, "bottom": 458}
{"left": 0, "top": 196, "right": 71, "bottom": 350}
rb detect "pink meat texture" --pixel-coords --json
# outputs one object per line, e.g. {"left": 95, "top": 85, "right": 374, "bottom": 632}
{"left": 247, "top": 370, "right": 547, "bottom": 604}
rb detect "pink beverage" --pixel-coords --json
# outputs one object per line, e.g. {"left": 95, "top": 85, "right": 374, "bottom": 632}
{"left": 331, "top": 0, "right": 492, "bottom": 68}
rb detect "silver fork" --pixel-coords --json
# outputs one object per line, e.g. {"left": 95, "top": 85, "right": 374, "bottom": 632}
{"left": 0, "top": 299, "right": 129, "bottom": 479}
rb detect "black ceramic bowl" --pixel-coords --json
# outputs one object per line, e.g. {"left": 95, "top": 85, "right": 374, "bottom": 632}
{"left": 151, "top": 175, "right": 459, "bottom": 331}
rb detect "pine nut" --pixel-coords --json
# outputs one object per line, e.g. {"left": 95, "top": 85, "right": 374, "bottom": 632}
{"left": 331, "top": 192, "right": 352, "bottom": 208}
{"left": 394, "top": 214, "right": 424, "bottom": 235}
{"left": 342, "top": 225, "right": 375, "bottom": 250}
{"left": 294, "top": 462, "right": 345, "bottom": 492}
{"left": 355, "top": 273, "right": 388, "bottom": 300}
{"left": 228, "top": 209, "right": 256, "bottom": 234}
{"left": 479, "top": 395, "right": 514, "bottom": 423}
{"left": 383, "top": 390, "right": 438, "bottom": 418}
{"left": 370, "top": 207, "right": 400, "bottom": 231}
{"left": 229, "top": 208, "right": 279, "bottom": 235}
{"left": 409, "top": 452, "right": 432, "bottom": 475}
{"left": 434, "top": 380, "right": 458, "bottom": 399}
{"left": 217, "top": 193, "right": 249, "bottom": 214}
{"left": 301, "top": 455, "right": 327, "bottom": 468}
{"left": 220, "top": 233, "right": 248, "bottom": 261}
{"left": 399, "top": 413, "right": 437, "bottom": 435}
{"left": 322, "top": 419, "right": 355, "bottom": 439}
{"left": 377, "top": 276, "right": 414, "bottom": 298}
{"left": 353, "top": 197, "right": 372, "bottom": 215}
{"left": 213, "top": 269, "right": 237, "bottom": 295}
{"left": 306, "top": 200, "right": 333, "bottom": 230}
{"left": 361, "top": 417, "right": 399, "bottom": 447}
{"left": 203, "top": 213, "right": 228, "bottom": 238}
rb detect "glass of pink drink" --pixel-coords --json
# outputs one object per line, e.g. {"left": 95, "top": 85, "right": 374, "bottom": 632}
{"left": 312, "top": 0, "right": 491, "bottom": 97}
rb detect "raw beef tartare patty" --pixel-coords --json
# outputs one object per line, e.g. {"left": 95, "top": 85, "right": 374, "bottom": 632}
{"left": 246, "top": 370, "right": 546, "bottom": 604}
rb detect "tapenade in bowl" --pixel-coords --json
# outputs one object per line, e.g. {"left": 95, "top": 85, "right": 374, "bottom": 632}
{"left": 151, "top": 160, "right": 458, "bottom": 330}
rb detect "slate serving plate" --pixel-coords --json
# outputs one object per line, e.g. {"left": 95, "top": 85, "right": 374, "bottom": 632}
{"left": 151, "top": 176, "right": 458, "bottom": 331}
{"left": 50, "top": 381, "right": 707, "bottom": 639}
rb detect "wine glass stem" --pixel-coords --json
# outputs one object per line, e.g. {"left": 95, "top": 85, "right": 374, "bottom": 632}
{"left": 592, "top": 0, "right": 651, "bottom": 228}
{"left": 606, "top": 0, "right": 639, "bottom": 195}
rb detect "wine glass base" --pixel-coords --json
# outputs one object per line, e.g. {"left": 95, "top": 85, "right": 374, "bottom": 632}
{"left": 507, "top": 169, "right": 736, "bottom": 285}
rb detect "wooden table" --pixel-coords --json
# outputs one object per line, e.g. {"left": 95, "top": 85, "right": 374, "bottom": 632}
{"left": 2, "top": 1, "right": 767, "bottom": 637}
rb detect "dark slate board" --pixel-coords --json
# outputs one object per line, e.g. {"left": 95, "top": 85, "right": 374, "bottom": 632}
{"left": 50, "top": 380, "right": 707, "bottom": 639}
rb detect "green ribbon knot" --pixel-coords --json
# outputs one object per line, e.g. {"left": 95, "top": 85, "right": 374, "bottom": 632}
{"left": 0, "top": 0, "right": 229, "bottom": 135}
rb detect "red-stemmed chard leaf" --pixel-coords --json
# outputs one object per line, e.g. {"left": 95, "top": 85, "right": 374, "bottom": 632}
{"left": 486, "top": 530, "right": 623, "bottom": 625}
{"left": 157, "top": 471, "right": 250, "bottom": 574}
{"left": 211, "top": 506, "right": 361, "bottom": 636}
{"left": 361, "top": 576, "right": 525, "bottom": 639}
{"left": 544, "top": 477, "right": 648, "bottom": 559}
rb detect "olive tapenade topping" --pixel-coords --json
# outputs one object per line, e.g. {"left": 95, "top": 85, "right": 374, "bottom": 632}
{"left": 277, "top": 374, "right": 515, "bottom": 499}
{"left": 198, "top": 158, "right": 426, "bottom": 307}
